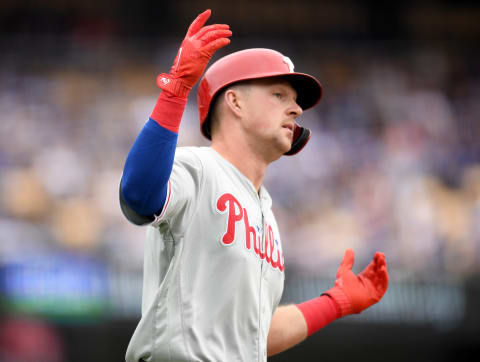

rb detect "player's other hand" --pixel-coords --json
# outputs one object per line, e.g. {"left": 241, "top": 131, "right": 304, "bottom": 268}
{"left": 157, "top": 9, "right": 232, "bottom": 98}
{"left": 325, "top": 249, "right": 389, "bottom": 316}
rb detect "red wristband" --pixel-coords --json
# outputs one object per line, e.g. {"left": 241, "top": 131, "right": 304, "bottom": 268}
{"left": 150, "top": 91, "right": 188, "bottom": 133}
{"left": 296, "top": 295, "right": 341, "bottom": 336}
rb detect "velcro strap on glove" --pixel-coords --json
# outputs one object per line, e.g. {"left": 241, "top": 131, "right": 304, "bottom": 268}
{"left": 322, "top": 287, "right": 353, "bottom": 317}
{"left": 156, "top": 73, "right": 192, "bottom": 99}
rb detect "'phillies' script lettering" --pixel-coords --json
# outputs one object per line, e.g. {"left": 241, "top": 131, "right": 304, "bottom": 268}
{"left": 216, "top": 193, "right": 284, "bottom": 271}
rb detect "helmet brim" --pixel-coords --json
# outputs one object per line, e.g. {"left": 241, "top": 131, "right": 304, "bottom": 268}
{"left": 282, "top": 72, "right": 323, "bottom": 111}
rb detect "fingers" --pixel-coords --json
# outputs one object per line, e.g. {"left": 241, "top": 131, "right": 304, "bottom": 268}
{"left": 187, "top": 9, "right": 212, "bottom": 36}
{"left": 380, "top": 264, "right": 389, "bottom": 289}
{"left": 202, "top": 37, "right": 231, "bottom": 57}
{"left": 374, "top": 252, "right": 386, "bottom": 265}
{"left": 200, "top": 29, "right": 233, "bottom": 47}
{"left": 376, "top": 253, "right": 389, "bottom": 291}
{"left": 360, "top": 252, "right": 385, "bottom": 278}
{"left": 360, "top": 252, "right": 389, "bottom": 298}
{"left": 195, "top": 24, "right": 230, "bottom": 40}
{"left": 336, "top": 248, "right": 355, "bottom": 279}
{"left": 371, "top": 263, "right": 389, "bottom": 300}
{"left": 373, "top": 252, "right": 387, "bottom": 276}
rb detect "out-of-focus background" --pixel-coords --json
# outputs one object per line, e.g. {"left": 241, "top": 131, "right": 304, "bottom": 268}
{"left": 0, "top": 0, "right": 479, "bottom": 361}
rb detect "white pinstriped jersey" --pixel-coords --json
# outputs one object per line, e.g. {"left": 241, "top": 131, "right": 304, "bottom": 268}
{"left": 126, "top": 147, "right": 285, "bottom": 362}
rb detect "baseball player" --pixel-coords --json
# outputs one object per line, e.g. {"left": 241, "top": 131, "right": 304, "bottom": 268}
{"left": 120, "top": 9, "right": 389, "bottom": 362}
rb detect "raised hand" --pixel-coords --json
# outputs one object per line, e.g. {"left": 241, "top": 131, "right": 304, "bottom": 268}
{"left": 157, "top": 9, "right": 232, "bottom": 98}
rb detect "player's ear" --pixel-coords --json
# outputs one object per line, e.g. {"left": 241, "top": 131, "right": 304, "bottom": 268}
{"left": 224, "top": 86, "right": 247, "bottom": 118}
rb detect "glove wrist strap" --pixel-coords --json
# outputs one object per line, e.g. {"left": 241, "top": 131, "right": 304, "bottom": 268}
{"left": 323, "top": 286, "right": 353, "bottom": 317}
{"left": 156, "top": 73, "right": 191, "bottom": 99}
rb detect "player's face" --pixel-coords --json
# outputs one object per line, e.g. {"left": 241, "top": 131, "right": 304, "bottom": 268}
{"left": 242, "top": 78, "right": 303, "bottom": 158}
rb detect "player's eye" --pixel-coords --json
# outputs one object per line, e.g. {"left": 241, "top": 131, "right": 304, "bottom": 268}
{"left": 273, "top": 92, "right": 283, "bottom": 99}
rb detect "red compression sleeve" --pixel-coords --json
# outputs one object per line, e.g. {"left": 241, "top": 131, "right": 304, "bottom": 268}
{"left": 296, "top": 295, "right": 341, "bottom": 337}
{"left": 150, "top": 91, "right": 188, "bottom": 133}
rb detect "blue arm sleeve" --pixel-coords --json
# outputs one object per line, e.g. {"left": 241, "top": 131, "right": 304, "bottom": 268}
{"left": 120, "top": 118, "right": 178, "bottom": 218}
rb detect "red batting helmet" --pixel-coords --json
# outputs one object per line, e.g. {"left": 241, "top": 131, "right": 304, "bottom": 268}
{"left": 197, "top": 48, "right": 323, "bottom": 155}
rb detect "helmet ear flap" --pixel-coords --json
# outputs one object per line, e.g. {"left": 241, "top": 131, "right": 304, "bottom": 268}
{"left": 284, "top": 124, "right": 311, "bottom": 156}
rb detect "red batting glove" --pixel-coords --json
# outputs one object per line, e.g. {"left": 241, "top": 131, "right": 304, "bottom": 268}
{"left": 156, "top": 9, "right": 232, "bottom": 98}
{"left": 324, "top": 249, "right": 389, "bottom": 317}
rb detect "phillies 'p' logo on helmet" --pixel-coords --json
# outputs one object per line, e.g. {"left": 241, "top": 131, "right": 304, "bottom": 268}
{"left": 197, "top": 48, "right": 323, "bottom": 156}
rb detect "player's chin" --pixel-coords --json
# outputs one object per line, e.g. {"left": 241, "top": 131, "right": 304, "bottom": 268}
{"left": 283, "top": 129, "right": 294, "bottom": 146}
{"left": 277, "top": 135, "right": 293, "bottom": 154}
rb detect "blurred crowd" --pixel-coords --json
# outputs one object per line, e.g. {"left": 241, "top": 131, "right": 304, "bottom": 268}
{"left": 0, "top": 37, "right": 479, "bottom": 297}
{"left": 269, "top": 46, "right": 480, "bottom": 280}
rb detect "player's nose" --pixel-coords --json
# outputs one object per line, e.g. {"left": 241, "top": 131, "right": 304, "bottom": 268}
{"left": 287, "top": 100, "right": 303, "bottom": 118}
